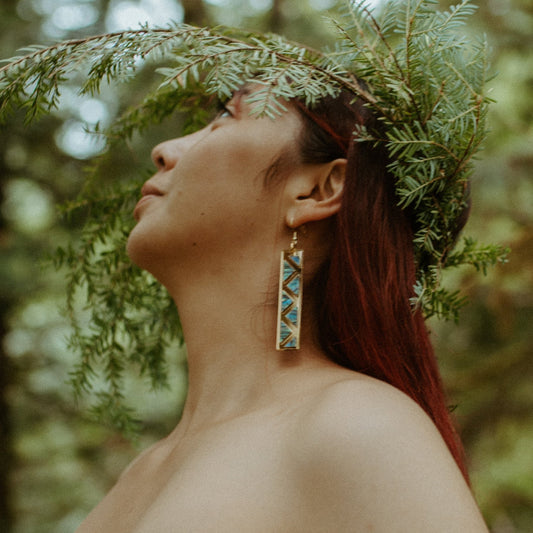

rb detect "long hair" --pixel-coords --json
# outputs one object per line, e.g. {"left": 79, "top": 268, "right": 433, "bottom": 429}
{"left": 294, "top": 91, "right": 470, "bottom": 481}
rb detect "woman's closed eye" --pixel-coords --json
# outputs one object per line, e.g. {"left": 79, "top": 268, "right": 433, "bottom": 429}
{"left": 215, "top": 101, "right": 234, "bottom": 120}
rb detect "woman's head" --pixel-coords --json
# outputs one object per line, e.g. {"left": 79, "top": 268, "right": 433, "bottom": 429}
{"left": 127, "top": 84, "right": 354, "bottom": 289}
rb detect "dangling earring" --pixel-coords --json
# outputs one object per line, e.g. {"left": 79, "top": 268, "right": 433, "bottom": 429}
{"left": 276, "top": 229, "right": 303, "bottom": 350}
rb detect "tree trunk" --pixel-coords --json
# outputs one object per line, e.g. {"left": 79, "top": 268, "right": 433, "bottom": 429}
{"left": 0, "top": 192, "right": 14, "bottom": 533}
{"left": 181, "top": 0, "right": 209, "bottom": 25}
{"left": 269, "top": 0, "right": 284, "bottom": 33}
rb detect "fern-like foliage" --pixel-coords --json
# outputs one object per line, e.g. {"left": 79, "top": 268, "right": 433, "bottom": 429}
{"left": 0, "top": 0, "right": 508, "bottom": 429}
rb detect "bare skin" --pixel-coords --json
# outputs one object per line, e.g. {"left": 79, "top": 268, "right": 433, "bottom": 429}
{"left": 76, "top": 91, "right": 489, "bottom": 532}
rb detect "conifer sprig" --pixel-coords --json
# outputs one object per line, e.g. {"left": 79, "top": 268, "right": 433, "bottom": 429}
{"left": 0, "top": 0, "right": 508, "bottom": 428}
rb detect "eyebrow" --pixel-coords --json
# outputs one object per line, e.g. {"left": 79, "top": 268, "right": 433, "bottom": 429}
{"left": 236, "top": 84, "right": 252, "bottom": 97}
{"left": 222, "top": 85, "right": 252, "bottom": 115}
{"left": 230, "top": 85, "right": 251, "bottom": 105}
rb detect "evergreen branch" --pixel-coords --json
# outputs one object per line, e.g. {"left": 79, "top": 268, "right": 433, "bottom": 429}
{"left": 333, "top": 4, "right": 404, "bottom": 107}
{"left": 410, "top": 0, "right": 476, "bottom": 37}
{"left": 0, "top": 0, "right": 506, "bottom": 427}
{"left": 403, "top": 0, "right": 434, "bottom": 125}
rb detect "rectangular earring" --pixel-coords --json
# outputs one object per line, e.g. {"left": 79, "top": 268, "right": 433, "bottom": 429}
{"left": 276, "top": 231, "right": 303, "bottom": 350}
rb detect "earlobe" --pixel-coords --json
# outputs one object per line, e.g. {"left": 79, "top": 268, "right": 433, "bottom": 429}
{"left": 286, "top": 158, "right": 346, "bottom": 228}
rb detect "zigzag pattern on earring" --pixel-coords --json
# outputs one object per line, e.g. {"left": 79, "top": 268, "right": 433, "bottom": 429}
{"left": 276, "top": 231, "right": 303, "bottom": 350}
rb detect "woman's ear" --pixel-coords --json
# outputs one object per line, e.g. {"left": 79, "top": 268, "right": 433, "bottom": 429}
{"left": 285, "top": 158, "right": 346, "bottom": 228}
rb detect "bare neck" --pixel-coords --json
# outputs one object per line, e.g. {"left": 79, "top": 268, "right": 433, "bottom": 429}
{"left": 163, "top": 252, "right": 329, "bottom": 439}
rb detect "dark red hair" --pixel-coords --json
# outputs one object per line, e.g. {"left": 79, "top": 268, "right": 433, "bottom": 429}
{"left": 295, "top": 91, "right": 469, "bottom": 481}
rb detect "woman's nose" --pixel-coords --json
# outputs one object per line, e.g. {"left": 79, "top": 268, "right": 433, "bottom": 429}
{"left": 151, "top": 128, "right": 207, "bottom": 171}
{"left": 151, "top": 139, "right": 180, "bottom": 171}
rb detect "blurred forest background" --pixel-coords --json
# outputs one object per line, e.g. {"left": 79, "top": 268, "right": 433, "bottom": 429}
{"left": 0, "top": 0, "right": 531, "bottom": 531}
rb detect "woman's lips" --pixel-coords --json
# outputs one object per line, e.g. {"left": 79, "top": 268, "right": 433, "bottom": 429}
{"left": 133, "top": 194, "right": 159, "bottom": 220}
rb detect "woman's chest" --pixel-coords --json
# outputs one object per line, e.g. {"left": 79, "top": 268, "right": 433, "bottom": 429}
{"left": 78, "top": 418, "right": 300, "bottom": 533}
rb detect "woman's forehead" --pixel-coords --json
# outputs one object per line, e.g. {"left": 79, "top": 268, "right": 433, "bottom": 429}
{"left": 226, "top": 83, "right": 299, "bottom": 124}
{"left": 223, "top": 83, "right": 253, "bottom": 103}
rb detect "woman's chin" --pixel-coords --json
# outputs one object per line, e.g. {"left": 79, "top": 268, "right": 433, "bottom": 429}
{"left": 127, "top": 229, "right": 176, "bottom": 288}
{"left": 126, "top": 227, "right": 158, "bottom": 271}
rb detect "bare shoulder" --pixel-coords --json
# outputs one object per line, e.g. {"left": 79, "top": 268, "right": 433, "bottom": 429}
{"left": 286, "top": 374, "right": 488, "bottom": 532}
{"left": 294, "top": 374, "right": 446, "bottom": 457}
{"left": 290, "top": 375, "right": 450, "bottom": 477}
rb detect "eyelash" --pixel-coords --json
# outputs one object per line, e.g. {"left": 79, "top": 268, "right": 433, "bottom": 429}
{"left": 216, "top": 100, "right": 233, "bottom": 119}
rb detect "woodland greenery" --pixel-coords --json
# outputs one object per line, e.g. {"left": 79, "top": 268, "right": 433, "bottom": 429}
{"left": 0, "top": 0, "right": 508, "bottom": 431}
{"left": 1, "top": 0, "right": 532, "bottom": 531}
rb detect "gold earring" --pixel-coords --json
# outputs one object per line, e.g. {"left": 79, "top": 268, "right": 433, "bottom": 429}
{"left": 276, "top": 230, "right": 303, "bottom": 350}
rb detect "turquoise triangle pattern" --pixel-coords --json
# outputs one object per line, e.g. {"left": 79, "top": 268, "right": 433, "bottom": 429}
{"left": 276, "top": 249, "right": 303, "bottom": 350}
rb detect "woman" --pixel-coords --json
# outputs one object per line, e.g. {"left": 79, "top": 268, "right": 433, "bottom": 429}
{"left": 75, "top": 85, "right": 489, "bottom": 531}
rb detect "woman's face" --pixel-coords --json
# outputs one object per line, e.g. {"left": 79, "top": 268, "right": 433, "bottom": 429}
{"left": 127, "top": 88, "right": 303, "bottom": 278}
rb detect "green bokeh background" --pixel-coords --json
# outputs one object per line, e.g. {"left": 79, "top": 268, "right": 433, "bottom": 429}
{"left": 0, "top": 1, "right": 531, "bottom": 531}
